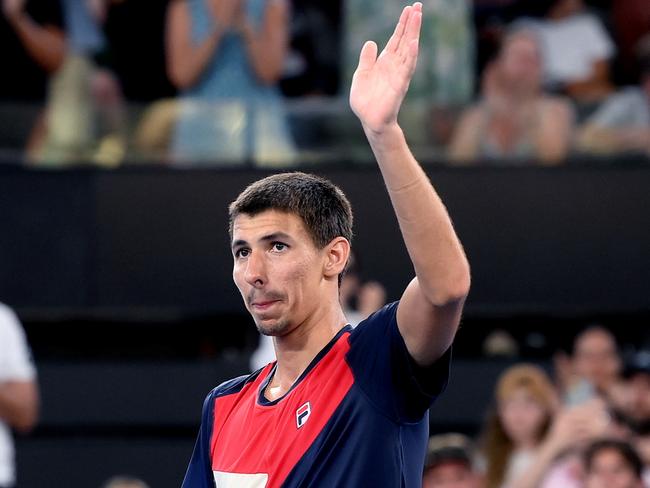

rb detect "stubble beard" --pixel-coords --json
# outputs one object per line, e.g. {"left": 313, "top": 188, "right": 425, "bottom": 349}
{"left": 255, "top": 316, "right": 292, "bottom": 337}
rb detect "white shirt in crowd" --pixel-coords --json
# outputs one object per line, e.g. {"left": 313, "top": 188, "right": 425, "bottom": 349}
{"left": 524, "top": 13, "right": 615, "bottom": 87}
{"left": 0, "top": 303, "right": 36, "bottom": 487}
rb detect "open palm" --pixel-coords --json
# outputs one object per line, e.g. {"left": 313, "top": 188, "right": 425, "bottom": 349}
{"left": 350, "top": 2, "right": 422, "bottom": 134}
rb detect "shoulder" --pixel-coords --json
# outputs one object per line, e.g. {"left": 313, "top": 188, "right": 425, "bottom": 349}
{"left": 212, "top": 369, "right": 266, "bottom": 399}
{"left": 610, "top": 87, "right": 645, "bottom": 104}
{"left": 591, "top": 88, "right": 644, "bottom": 116}
{"left": 565, "top": 12, "right": 603, "bottom": 31}
{"left": 353, "top": 302, "right": 399, "bottom": 331}
{"left": 0, "top": 303, "right": 21, "bottom": 334}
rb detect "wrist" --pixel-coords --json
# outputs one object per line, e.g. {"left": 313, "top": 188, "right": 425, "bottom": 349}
{"left": 363, "top": 122, "right": 405, "bottom": 152}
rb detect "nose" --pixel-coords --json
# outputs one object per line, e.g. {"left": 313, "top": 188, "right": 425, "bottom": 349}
{"left": 244, "top": 251, "right": 266, "bottom": 288}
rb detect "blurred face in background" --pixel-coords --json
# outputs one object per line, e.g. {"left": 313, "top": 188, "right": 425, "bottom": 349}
{"left": 628, "top": 374, "right": 650, "bottom": 423}
{"left": 498, "top": 387, "right": 549, "bottom": 448}
{"left": 498, "top": 33, "right": 542, "bottom": 94}
{"left": 573, "top": 329, "right": 621, "bottom": 394}
{"left": 585, "top": 447, "right": 643, "bottom": 488}
{"left": 423, "top": 461, "right": 482, "bottom": 488}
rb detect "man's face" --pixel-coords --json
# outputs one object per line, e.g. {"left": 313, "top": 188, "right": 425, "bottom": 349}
{"left": 422, "top": 462, "right": 481, "bottom": 488}
{"left": 586, "top": 448, "right": 643, "bottom": 488}
{"left": 574, "top": 330, "right": 621, "bottom": 392}
{"left": 628, "top": 373, "right": 650, "bottom": 423}
{"left": 231, "top": 210, "right": 328, "bottom": 336}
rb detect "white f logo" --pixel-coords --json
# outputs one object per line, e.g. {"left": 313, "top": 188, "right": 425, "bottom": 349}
{"left": 296, "top": 402, "right": 311, "bottom": 429}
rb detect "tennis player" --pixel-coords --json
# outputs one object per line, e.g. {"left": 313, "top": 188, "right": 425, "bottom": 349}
{"left": 182, "top": 3, "right": 470, "bottom": 486}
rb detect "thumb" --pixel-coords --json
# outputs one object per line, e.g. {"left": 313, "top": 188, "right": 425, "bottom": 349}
{"left": 356, "top": 41, "right": 378, "bottom": 73}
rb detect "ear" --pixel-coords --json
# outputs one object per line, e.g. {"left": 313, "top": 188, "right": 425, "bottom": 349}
{"left": 323, "top": 237, "right": 351, "bottom": 280}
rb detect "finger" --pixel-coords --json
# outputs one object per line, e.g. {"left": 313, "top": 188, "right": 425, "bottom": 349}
{"left": 402, "top": 38, "right": 419, "bottom": 76}
{"left": 400, "top": 4, "right": 422, "bottom": 57}
{"left": 356, "top": 40, "right": 378, "bottom": 73}
{"left": 385, "top": 5, "right": 410, "bottom": 53}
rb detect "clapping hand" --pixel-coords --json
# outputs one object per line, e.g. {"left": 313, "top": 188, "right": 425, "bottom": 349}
{"left": 2, "top": 0, "right": 26, "bottom": 22}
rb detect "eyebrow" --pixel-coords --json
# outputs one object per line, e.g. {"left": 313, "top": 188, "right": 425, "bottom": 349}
{"left": 231, "top": 232, "right": 292, "bottom": 250}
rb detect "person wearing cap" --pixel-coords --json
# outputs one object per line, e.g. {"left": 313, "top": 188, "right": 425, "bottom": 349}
{"left": 423, "top": 433, "right": 483, "bottom": 488}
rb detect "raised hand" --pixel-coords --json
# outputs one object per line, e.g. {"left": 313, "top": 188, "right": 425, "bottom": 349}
{"left": 2, "top": 0, "right": 26, "bottom": 22}
{"left": 349, "top": 2, "right": 422, "bottom": 135}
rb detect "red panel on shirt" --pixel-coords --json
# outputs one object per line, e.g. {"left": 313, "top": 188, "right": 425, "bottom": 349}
{"left": 210, "top": 332, "right": 354, "bottom": 488}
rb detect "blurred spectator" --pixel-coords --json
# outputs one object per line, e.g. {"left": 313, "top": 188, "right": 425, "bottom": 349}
{"left": 555, "top": 325, "right": 622, "bottom": 400}
{"left": 31, "top": 0, "right": 127, "bottom": 166}
{"left": 608, "top": 350, "right": 650, "bottom": 438}
{"left": 0, "top": 303, "right": 38, "bottom": 488}
{"left": 423, "top": 433, "right": 483, "bottom": 488}
{"left": 344, "top": 0, "right": 474, "bottom": 147}
{"left": 1, "top": 0, "right": 65, "bottom": 157}
{"left": 101, "top": 475, "right": 150, "bottom": 488}
{"left": 480, "top": 364, "right": 558, "bottom": 488}
{"left": 1, "top": 0, "right": 64, "bottom": 75}
{"left": 577, "top": 50, "right": 650, "bottom": 156}
{"left": 338, "top": 252, "right": 386, "bottom": 328}
{"left": 481, "top": 363, "right": 612, "bottom": 488}
{"left": 0, "top": 0, "right": 64, "bottom": 100}
{"left": 448, "top": 30, "right": 573, "bottom": 164}
{"left": 165, "top": 0, "right": 296, "bottom": 166}
{"left": 611, "top": 351, "right": 650, "bottom": 485}
{"left": 529, "top": 399, "right": 611, "bottom": 488}
{"left": 525, "top": 0, "right": 615, "bottom": 104}
{"left": 584, "top": 439, "right": 645, "bottom": 488}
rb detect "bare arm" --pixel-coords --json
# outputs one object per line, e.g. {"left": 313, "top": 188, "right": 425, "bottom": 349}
{"left": 3, "top": 0, "right": 65, "bottom": 73}
{"left": 239, "top": 0, "right": 289, "bottom": 85}
{"left": 0, "top": 381, "right": 39, "bottom": 432}
{"left": 165, "top": 0, "right": 236, "bottom": 89}
{"left": 350, "top": 2, "right": 470, "bottom": 366}
{"left": 447, "top": 107, "right": 483, "bottom": 164}
{"left": 535, "top": 98, "right": 573, "bottom": 165}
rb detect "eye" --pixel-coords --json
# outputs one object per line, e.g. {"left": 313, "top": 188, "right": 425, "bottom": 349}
{"left": 271, "top": 242, "right": 288, "bottom": 252}
{"left": 234, "top": 248, "right": 250, "bottom": 258}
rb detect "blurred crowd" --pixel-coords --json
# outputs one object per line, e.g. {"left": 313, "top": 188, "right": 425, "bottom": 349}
{"left": 0, "top": 0, "right": 648, "bottom": 167}
{"left": 424, "top": 325, "right": 650, "bottom": 488}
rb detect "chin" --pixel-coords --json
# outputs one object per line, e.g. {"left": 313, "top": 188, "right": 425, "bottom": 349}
{"left": 256, "top": 318, "right": 292, "bottom": 337}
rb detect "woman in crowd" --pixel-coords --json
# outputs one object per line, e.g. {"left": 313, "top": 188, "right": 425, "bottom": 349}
{"left": 481, "top": 364, "right": 558, "bottom": 488}
{"left": 481, "top": 364, "right": 611, "bottom": 488}
{"left": 165, "top": 0, "right": 295, "bottom": 166}
{"left": 448, "top": 30, "right": 573, "bottom": 165}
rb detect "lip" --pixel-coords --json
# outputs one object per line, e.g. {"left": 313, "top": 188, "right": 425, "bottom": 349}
{"left": 251, "top": 300, "right": 280, "bottom": 310}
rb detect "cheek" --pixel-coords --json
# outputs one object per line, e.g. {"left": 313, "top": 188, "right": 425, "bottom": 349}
{"left": 232, "top": 265, "right": 247, "bottom": 294}
{"left": 277, "top": 257, "right": 316, "bottom": 295}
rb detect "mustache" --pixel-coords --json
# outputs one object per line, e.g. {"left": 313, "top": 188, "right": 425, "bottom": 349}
{"left": 247, "top": 290, "right": 285, "bottom": 305}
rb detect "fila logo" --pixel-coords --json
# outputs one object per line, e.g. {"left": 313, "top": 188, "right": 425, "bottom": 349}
{"left": 296, "top": 402, "right": 311, "bottom": 429}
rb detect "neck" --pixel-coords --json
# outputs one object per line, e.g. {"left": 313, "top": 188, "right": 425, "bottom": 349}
{"left": 265, "top": 301, "right": 347, "bottom": 401}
